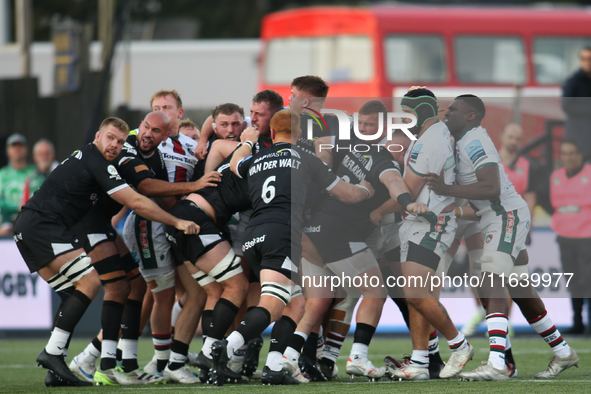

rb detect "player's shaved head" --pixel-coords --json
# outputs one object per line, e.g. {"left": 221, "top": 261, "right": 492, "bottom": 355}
{"left": 145, "top": 111, "right": 170, "bottom": 130}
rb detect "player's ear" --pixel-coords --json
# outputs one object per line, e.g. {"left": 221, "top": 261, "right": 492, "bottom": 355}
{"left": 270, "top": 128, "right": 276, "bottom": 140}
{"left": 94, "top": 130, "right": 101, "bottom": 142}
{"left": 242, "top": 121, "right": 247, "bottom": 130}
{"left": 178, "top": 108, "right": 185, "bottom": 118}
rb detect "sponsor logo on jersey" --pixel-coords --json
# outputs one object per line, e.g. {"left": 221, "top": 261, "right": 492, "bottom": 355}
{"left": 90, "top": 193, "right": 97, "bottom": 201}
{"left": 13, "top": 233, "right": 22, "bottom": 242}
{"left": 123, "top": 142, "right": 137, "bottom": 155}
{"left": 465, "top": 140, "right": 487, "bottom": 165}
{"left": 409, "top": 144, "right": 422, "bottom": 164}
{"left": 139, "top": 220, "right": 151, "bottom": 258}
{"left": 504, "top": 211, "right": 515, "bottom": 243}
{"left": 107, "top": 165, "right": 122, "bottom": 181}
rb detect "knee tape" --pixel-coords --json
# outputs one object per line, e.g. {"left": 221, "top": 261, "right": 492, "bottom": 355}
{"left": 59, "top": 254, "right": 94, "bottom": 283}
{"left": 468, "top": 249, "right": 483, "bottom": 278}
{"left": 291, "top": 284, "right": 303, "bottom": 299}
{"left": 511, "top": 264, "right": 529, "bottom": 276}
{"left": 191, "top": 269, "right": 215, "bottom": 287}
{"left": 47, "top": 272, "right": 74, "bottom": 293}
{"left": 481, "top": 251, "right": 513, "bottom": 278}
{"left": 261, "top": 281, "right": 292, "bottom": 305}
{"left": 209, "top": 250, "right": 243, "bottom": 283}
{"left": 330, "top": 295, "right": 357, "bottom": 325}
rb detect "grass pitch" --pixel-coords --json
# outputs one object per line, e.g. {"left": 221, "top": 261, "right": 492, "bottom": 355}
{"left": 0, "top": 335, "right": 589, "bottom": 393}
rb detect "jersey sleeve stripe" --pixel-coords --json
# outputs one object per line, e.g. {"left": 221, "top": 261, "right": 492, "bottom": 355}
{"left": 475, "top": 162, "right": 498, "bottom": 172}
{"left": 378, "top": 168, "right": 400, "bottom": 179}
{"left": 106, "top": 183, "right": 129, "bottom": 195}
{"left": 325, "top": 177, "right": 340, "bottom": 191}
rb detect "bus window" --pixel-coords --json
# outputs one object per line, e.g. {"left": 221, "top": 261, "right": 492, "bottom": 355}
{"left": 384, "top": 35, "right": 446, "bottom": 83}
{"left": 265, "top": 36, "right": 373, "bottom": 84}
{"left": 534, "top": 37, "right": 591, "bottom": 84}
{"left": 455, "top": 36, "right": 525, "bottom": 84}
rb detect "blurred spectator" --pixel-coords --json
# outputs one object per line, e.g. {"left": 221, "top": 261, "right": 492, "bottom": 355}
{"left": 550, "top": 139, "right": 591, "bottom": 334}
{"left": 179, "top": 118, "right": 200, "bottom": 141}
{"left": 21, "top": 139, "right": 59, "bottom": 205}
{"left": 499, "top": 123, "right": 540, "bottom": 244}
{"left": 0, "top": 134, "right": 36, "bottom": 235}
{"left": 562, "top": 46, "right": 591, "bottom": 161}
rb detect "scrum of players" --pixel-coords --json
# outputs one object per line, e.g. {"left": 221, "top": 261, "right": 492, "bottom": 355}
{"left": 15, "top": 76, "right": 579, "bottom": 387}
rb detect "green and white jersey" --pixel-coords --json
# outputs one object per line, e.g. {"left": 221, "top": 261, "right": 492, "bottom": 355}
{"left": 0, "top": 164, "right": 36, "bottom": 224}
{"left": 404, "top": 120, "right": 456, "bottom": 221}
{"left": 455, "top": 126, "right": 526, "bottom": 215}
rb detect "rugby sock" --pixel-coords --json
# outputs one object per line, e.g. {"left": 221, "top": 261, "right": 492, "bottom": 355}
{"left": 168, "top": 340, "right": 189, "bottom": 371}
{"left": 392, "top": 297, "right": 410, "bottom": 329}
{"left": 79, "top": 337, "right": 101, "bottom": 365}
{"left": 266, "top": 316, "right": 297, "bottom": 371}
{"left": 316, "top": 325, "right": 325, "bottom": 359}
{"left": 324, "top": 331, "right": 345, "bottom": 363}
{"left": 45, "top": 327, "right": 70, "bottom": 356}
{"left": 350, "top": 323, "right": 376, "bottom": 361}
{"left": 303, "top": 332, "right": 319, "bottom": 360}
{"left": 121, "top": 299, "right": 142, "bottom": 372}
{"left": 100, "top": 300, "right": 124, "bottom": 370}
{"left": 448, "top": 332, "right": 470, "bottom": 354}
{"left": 202, "top": 299, "right": 240, "bottom": 357}
{"left": 201, "top": 309, "right": 214, "bottom": 343}
{"left": 171, "top": 299, "right": 184, "bottom": 336}
{"left": 153, "top": 333, "right": 172, "bottom": 373}
{"left": 410, "top": 350, "right": 429, "bottom": 368}
{"left": 47, "top": 290, "right": 91, "bottom": 355}
{"left": 505, "top": 334, "right": 516, "bottom": 366}
{"left": 428, "top": 330, "right": 439, "bottom": 354}
{"left": 284, "top": 331, "right": 306, "bottom": 362}
{"left": 231, "top": 306, "right": 271, "bottom": 358}
{"left": 486, "top": 313, "right": 508, "bottom": 370}
{"left": 528, "top": 311, "right": 571, "bottom": 358}
{"left": 230, "top": 344, "right": 247, "bottom": 365}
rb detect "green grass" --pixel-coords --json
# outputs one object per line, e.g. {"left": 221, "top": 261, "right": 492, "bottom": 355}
{"left": 0, "top": 335, "right": 589, "bottom": 393}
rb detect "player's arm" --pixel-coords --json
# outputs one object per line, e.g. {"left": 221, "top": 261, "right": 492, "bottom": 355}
{"left": 454, "top": 205, "right": 480, "bottom": 221}
{"left": 136, "top": 172, "right": 221, "bottom": 198}
{"left": 195, "top": 115, "right": 215, "bottom": 160}
{"left": 426, "top": 165, "right": 500, "bottom": 200}
{"left": 314, "top": 136, "right": 334, "bottom": 167}
{"left": 328, "top": 179, "right": 375, "bottom": 204}
{"left": 230, "top": 127, "right": 259, "bottom": 177}
{"left": 380, "top": 170, "right": 429, "bottom": 215}
{"left": 110, "top": 186, "right": 198, "bottom": 234}
{"left": 205, "top": 139, "right": 240, "bottom": 173}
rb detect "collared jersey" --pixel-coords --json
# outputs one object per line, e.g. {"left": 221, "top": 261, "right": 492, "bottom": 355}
{"left": 454, "top": 126, "right": 526, "bottom": 215}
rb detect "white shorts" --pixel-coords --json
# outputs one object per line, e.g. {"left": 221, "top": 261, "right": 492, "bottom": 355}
{"left": 455, "top": 218, "right": 481, "bottom": 242}
{"left": 399, "top": 214, "right": 457, "bottom": 262}
{"left": 366, "top": 214, "right": 402, "bottom": 260}
{"left": 479, "top": 206, "right": 530, "bottom": 277}
{"left": 142, "top": 268, "right": 175, "bottom": 293}
{"left": 122, "top": 212, "right": 174, "bottom": 278}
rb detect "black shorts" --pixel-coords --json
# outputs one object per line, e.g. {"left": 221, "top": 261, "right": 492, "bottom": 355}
{"left": 406, "top": 242, "right": 440, "bottom": 271}
{"left": 71, "top": 207, "right": 118, "bottom": 254}
{"left": 13, "top": 209, "right": 84, "bottom": 273}
{"left": 242, "top": 222, "right": 301, "bottom": 281}
{"left": 304, "top": 211, "right": 372, "bottom": 263}
{"left": 164, "top": 200, "right": 226, "bottom": 265}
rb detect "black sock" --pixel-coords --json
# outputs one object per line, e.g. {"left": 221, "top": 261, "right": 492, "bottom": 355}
{"left": 92, "top": 336, "right": 102, "bottom": 352}
{"left": 353, "top": 323, "right": 376, "bottom": 346}
{"left": 505, "top": 347, "right": 515, "bottom": 365}
{"left": 210, "top": 298, "right": 240, "bottom": 340}
{"left": 121, "top": 299, "right": 142, "bottom": 372}
{"left": 287, "top": 331, "right": 307, "bottom": 353}
{"left": 429, "top": 351, "right": 444, "bottom": 365}
{"left": 392, "top": 297, "right": 410, "bottom": 330}
{"left": 202, "top": 309, "right": 214, "bottom": 338}
{"left": 157, "top": 359, "right": 168, "bottom": 374}
{"left": 269, "top": 316, "right": 297, "bottom": 354}
{"left": 100, "top": 300, "right": 125, "bottom": 370}
{"left": 303, "top": 332, "right": 318, "bottom": 360}
{"left": 169, "top": 340, "right": 189, "bottom": 371}
{"left": 236, "top": 306, "right": 271, "bottom": 343}
{"left": 54, "top": 287, "right": 76, "bottom": 355}
{"left": 54, "top": 290, "right": 92, "bottom": 332}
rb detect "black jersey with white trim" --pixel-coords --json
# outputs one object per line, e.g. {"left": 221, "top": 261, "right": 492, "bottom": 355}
{"left": 236, "top": 142, "right": 339, "bottom": 230}
{"left": 22, "top": 143, "right": 129, "bottom": 228}
{"left": 196, "top": 143, "right": 262, "bottom": 227}
{"left": 317, "top": 136, "right": 401, "bottom": 231}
